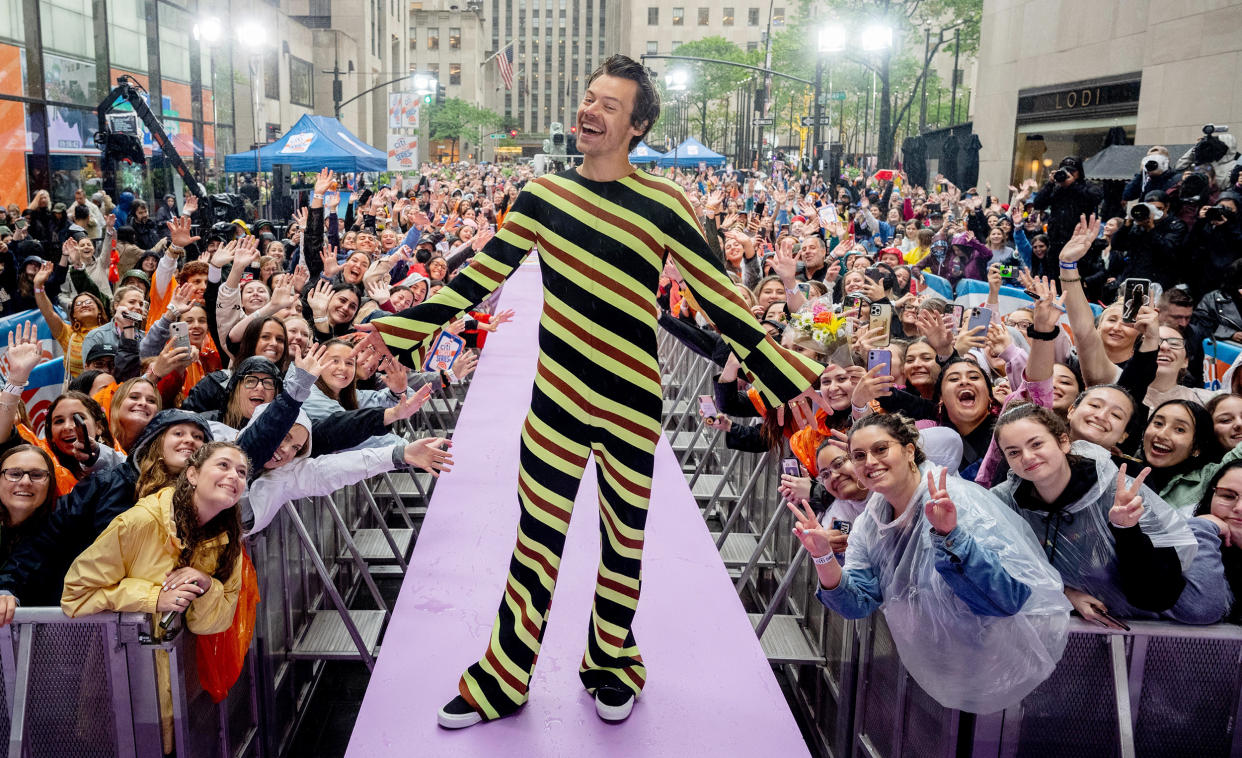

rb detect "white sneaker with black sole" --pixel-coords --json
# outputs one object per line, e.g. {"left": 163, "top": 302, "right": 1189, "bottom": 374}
{"left": 437, "top": 695, "right": 483, "bottom": 729}
{"left": 594, "top": 685, "right": 635, "bottom": 722}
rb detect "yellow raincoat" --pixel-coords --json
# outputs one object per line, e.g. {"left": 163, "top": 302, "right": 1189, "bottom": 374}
{"left": 61, "top": 486, "right": 242, "bottom": 753}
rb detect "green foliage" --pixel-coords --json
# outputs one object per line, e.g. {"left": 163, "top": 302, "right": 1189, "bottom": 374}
{"left": 425, "top": 98, "right": 503, "bottom": 144}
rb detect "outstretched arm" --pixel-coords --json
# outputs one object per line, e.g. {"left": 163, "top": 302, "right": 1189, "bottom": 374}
{"left": 1058, "top": 215, "right": 1118, "bottom": 385}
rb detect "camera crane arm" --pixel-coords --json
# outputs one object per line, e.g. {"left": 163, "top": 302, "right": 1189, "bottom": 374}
{"left": 94, "top": 75, "right": 208, "bottom": 201}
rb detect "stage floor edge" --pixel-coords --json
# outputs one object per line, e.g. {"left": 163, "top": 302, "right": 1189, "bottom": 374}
{"left": 345, "top": 258, "right": 811, "bottom": 758}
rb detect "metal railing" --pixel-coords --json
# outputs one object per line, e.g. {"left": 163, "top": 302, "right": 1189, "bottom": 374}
{"left": 656, "top": 328, "right": 1242, "bottom": 758}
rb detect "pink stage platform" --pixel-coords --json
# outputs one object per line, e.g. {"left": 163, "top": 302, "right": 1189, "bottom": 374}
{"left": 345, "top": 259, "right": 810, "bottom": 757}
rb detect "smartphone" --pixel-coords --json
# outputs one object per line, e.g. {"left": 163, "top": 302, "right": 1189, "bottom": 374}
{"left": 864, "top": 266, "right": 883, "bottom": 283}
{"left": 169, "top": 321, "right": 190, "bottom": 351}
{"left": 14, "top": 219, "right": 27, "bottom": 230}
{"left": 120, "top": 308, "right": 145, "bottom": 325}
{"left": 868, "top": 304, "right": 892, "bottom": 347}
{"left": 966, "top": 306, "right": 993, "bottom": 333}
{"left": 998, "top": 265, "right": 1016, "bottom": 278}
{"left": 1092, "top": 604, "right": 1131, "bottom": 632}
{"left": 830, "top": 519, "right": 852, "bottom": 535}
{"left": 1121, "top": 279, "right": 1150, "bottom": 323}
{"left": 867, "top": 348, "right": 892, "bottom": 377}
{"left": 950, "top": 304, "right": 966, "bottom": 333}
{"left": 698, "top": 394, "right": 719, "bottom": 418}
{"left": 72, "top": 412, "right": 90, "bottom": 453}
{"left": 781, "top": 457, "right": 801, "bottom": 477}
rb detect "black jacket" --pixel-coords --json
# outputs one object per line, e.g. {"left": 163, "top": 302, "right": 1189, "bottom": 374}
{"left": 1122, "top": 169, "right": 1178, "bottom": 202}
{"left": 1112, "top": 216, "right": 1188, "bottom": 290}
{"left": 1188, "top": 218, "right": 1242, "bottom": 299}
{"left": 1031, "top": 179, "right": 1104, "bottom": 250}
{"left": 0, "top": 393, "right": 300, "bottom": 605}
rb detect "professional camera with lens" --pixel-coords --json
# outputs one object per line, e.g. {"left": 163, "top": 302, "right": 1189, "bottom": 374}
{"left": 1205, "top": 205, "right": 1227, "bottom": 223}
{"left": 1180, "top": 171, "right": 1213, "bottom": 205}
{"left": 1052, "top": 168, "right": 1070, "bottom": 184}
{"left": 1193, "top": 124, "right": 1231, "bottom": 165}
{"left": 1130, "top": 203, "right": 1152, "bottom": 222}
{"left": 1143, "top": 154, "right": 1169, "bottom": 173}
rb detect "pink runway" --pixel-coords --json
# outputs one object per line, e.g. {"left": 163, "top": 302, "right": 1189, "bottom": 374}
{"left": 346, "top": 258, "right": 810, "bottom": 757}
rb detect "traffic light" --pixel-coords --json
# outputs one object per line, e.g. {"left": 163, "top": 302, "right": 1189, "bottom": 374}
{"left": 754, "top": 86, "right": 766, "bottom": 113}
{"left": 508, "top": 129, "right": 517, "bottom": 138}
{"left": 435, "top": 84, "right": 446, "bottom": 105}
{"left": 422, "top": 93, "right": 432, "bottom": 105}
{"left": 570, "top": 125, "right": 577, "bottom": 134}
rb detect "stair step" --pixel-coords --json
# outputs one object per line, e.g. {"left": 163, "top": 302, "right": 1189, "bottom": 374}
{"left": 748, "top": 614, "right": 822, "bottom": 665}
{"left": 711, "top": 532, "right": 775, "bottom": 568}
{"left": 289, "top": 610, "right": 386, "bottom": 660}
{"left": 692, "top": 474, "right": 739, "bottom": 502}
{"left": 347, "top": 528, "right": 414, "bottom": 563}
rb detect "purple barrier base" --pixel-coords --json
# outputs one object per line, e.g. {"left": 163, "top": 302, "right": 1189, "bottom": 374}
{"left": 345, "top": 259, "right": 810, "bottom": 757}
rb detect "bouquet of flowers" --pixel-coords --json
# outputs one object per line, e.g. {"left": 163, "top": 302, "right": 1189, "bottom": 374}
{"left": 787, "top": 296, "right": 853, "bottom": 366}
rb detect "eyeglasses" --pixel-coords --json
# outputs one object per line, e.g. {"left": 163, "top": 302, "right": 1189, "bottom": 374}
{"left": 1007, "top": 319, "right": 1033, "bottom": 331}
{"left": 2, "top": 468, "right": 49, "bottom": 483}
{"left": 1159, "top": 337, "right": 1186, "bottom": 350}
{"left": 850, "top": 442, "right": 894, "bottom": 464}
{"left": 1214, "top": 487, "right": 1241, "bottom": 506}
{"left": 241, "top": 376, "right": 277, "bottom": 391}
{"left": 816, "top": 455, "right": 850, "bottom": 483}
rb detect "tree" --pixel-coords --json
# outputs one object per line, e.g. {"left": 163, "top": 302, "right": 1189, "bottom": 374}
{"left": 789, "top": 0, "right": 982, "bottom": 167}
{"left": 668, "top": 38, "right": 756, "bottom": 145}
{"left": 425, "top": 98, "right": 503, "bottom": 160}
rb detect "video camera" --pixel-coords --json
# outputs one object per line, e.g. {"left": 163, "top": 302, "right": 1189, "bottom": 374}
{"left": 1192, "top": 124, "right": 1232, "bottom": 165}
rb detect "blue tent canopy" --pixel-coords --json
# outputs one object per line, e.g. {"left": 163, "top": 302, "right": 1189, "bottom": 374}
{"left": 628, "top": 141, "right": 665, "bottom": 162}
{"left": 656, "top": 137, "right": 726, "bottom": 168}
{"left": 223, "top": 114, "right": 387, "bottom": 173}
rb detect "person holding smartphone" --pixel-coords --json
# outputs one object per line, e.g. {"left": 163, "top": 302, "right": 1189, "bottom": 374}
{"left": 992, "top": 405, "right": 1230, "bottom": 627}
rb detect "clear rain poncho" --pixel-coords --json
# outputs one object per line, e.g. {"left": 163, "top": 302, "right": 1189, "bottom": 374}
{"left": 841, "top": 463, "right": 1070, "bottom": 713}
{"left": 990, "top": 440, "right": 1199, "bottom": 618}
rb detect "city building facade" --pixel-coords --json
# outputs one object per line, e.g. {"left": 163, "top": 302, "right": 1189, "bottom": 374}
{"left": 973, "top": 0, "right": 1242, "bottom": 191}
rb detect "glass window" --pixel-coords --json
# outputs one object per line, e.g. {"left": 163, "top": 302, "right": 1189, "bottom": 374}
{"left": 449, "top": 27, "right": 460, "bottom": 49}
{"left": 209, "top": 44, "right": 233, "bottom": 127}
{"left": 773, "top": 6, "right": 784, "bottom": 26}
{"left": 748, "top": 6, "right": 758, "bottom": 25}
{"left": 158, "top": 3, "right": 192, "bottom": 84}
{"left": 449, "top": 62, "right": 461, "bottom": 85}
{"left": 697, "top": 7, "right": 708, "bottom": 25}
{"left": 107, "top": 0, "right": 146, "bottom": 74}
{"left": 427, "top": 27, "right": 439, "bottom": 50}
{"left": 722, "top": 7, "right": 733, "bottom": 25}
{"left": 289, "top": 56, "right": 313, "bottom": 107}
{"left": 671, "top": 7, "right": 683, "bottom": 25}
{"left": 40, "top": 0, "right": 98, "bottom": 105}
{"left": 0, "top": 1, "right": 23, "bottom": 43}
{"left": 647, "top": 6, "right": 657, "bottom": 24}
{"left": 746, "top": 40, "right": 757, "bottom": 52}
{"left": 263, "top": 49, "right": 279, "bottom": 100}
{"left": 646, "top": 41, "right": 657, "bottom": 55}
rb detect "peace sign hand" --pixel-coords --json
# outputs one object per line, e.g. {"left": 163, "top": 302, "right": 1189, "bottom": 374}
{"left": 787, "top": 498, "right": 834, "bottom": 559}
{"left": 924, "top": 468, "right": 957, "bottom": 536}
{"left": 1110, "top": 463, "right": 1150, "bottom": 529}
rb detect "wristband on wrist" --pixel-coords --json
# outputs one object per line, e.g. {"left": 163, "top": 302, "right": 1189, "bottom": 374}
{"left": 314, "top": 316, "right": 329, "bottom": 324}
{"left": 1059, "top": 260, "right": 1077, "bottom": 269}
{"left": 1060, "top": 276, "right": 1081, "bottom": 284}
{"left": 3, "top": 382, "right": 27, "bottom": 395}
{"left": 812, "top": 553, "right": 836, "bottom": 565}
{"left": 852, "top": 403, "right": 871, "bottom": 415}
{"left": 33, "top": 287, "right": 44, "bottom": 294}
{"left": 1028, "top": 324, "right": 1060, "bottom": 341}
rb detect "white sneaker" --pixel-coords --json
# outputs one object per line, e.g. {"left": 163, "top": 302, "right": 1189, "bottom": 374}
{"left": 594, "top": 686, "right": 635, "bottom": 722}
{"left": 437, "top": 695, "right": 483, "bottom": 729}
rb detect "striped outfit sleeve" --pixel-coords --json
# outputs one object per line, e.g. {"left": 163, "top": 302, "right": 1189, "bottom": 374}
{"left": 368, "top": 187, "right": 540, "bottom": 368}
{"left": 657, "top": 178, "right": 822, "bottom": 406}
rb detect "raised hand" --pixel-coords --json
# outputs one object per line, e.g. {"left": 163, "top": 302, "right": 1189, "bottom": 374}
{"left": 954, "top": 325, "right": 988, "bottom": 356}
{"left": 482, "top": 309, "right": 514, "bottom": 331}
{"left": 166, "top": 216, "right": 201, "bottom": 249}
{"left": 924, "top": 468, "right": 957, "bottom": 535}
{"left": 382, "top": 381, "right": 431, "bottom": 425}
{"left": 292, "top": 263, "right": 310, "bottom": 292}
{"left": 166, "top": 281, "right": 197, "bottom": 315}
{"left": 235, "top": 235, "right": 261, "bottom": 269}
{"left": 182, "top": 194, "right": 198, "bottom": 216}
{"left": 307, "top": 280, "right": 333, "bottom": 319}
{"left": 33, "top": 260, "right": 53, "bottom": 289}
{"left": 985, "top": 322, "right": 1013, "bottom": 357}
{"left": 313, "top": 168, "right": 335, "bottom": 197}
{"left": 210, "top": 239, "right": 238, "bottom": 269}
{"left": 787, "top": 498, "right": 835, "bottom": 560}
{"left": 771, "top": 238, "right": 798, "bottom": 282}
{"left": 320, "top": 244, "right": 342, "bottom": 280}
{"left": 851, "top": 363, "right": 894, "bottom": 410}
{"left": 1110, "top": 463, "right": 1149, "bottom": 528}
{"left": 292, "top": 206, "right": 309, "bottom": 231}
{"left": 916, "top": 308, "right": 954, "bottom": 356}
{"left": 289, "top": 341, "right": 331, "bottom": 379}
{"left": 471, "top": 226, "right": 494, "bottom": 251}
{"left": 1031, "top": 275, "right": 1063, "bottom": 332}
{"left": 365, "top": 277, "right": 392, "bottom": 304}
{"left": 1059, "top": 214, "right": 1100, "bottom": 264}
{"left": 350, "top": 323, "right": 398, "bottom": 376}
{"left": 5, "top": 321, "right": 43, "bottom": 385}
{"left": 268, "top": 275, "right": 299, "bottom": 313}
{"left": 379, "top": 354, "right": 409, "bottom": 393}
{"left": 402, "top": 437, "right": 454, "bottom": 477}
{"left": 453, "top": 349, "right": 479, "bottom": 380}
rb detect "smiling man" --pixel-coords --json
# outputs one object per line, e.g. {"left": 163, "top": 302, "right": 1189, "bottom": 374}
{"left": 356, "top": 54, "right": 825, "bottom": 729}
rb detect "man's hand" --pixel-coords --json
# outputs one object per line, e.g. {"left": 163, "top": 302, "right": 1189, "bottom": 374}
{"left": 1059, "top": 214, "right": 1099, "bottom": 264}
{"left": 165, "top": 216, "right": 200, "bottom": 249}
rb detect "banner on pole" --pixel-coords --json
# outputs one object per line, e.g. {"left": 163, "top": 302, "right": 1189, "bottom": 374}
{"left": 387, "top": 133, "right": 419, "bottom": 171}
{"left": 388, "top": 94, "right": 420, "bottom": 130}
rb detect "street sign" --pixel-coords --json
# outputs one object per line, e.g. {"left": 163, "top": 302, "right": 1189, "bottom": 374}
{"left": 752, "top": 117, "right": 774, "bottom": 126}
{"left": 827, "top": 91, "right": 847, "bottom": 101}
{"left": 487, "top": 132, "right": 507, "bottom": 139}
{"left": 800, "top": 117, "right": 832, "bottom": 127}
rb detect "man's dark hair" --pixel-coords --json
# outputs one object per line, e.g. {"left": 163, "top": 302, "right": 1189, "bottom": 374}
{"left": 1158, "top": 286, "right": 1194, "bottom": 309}
{"left": 586, "top": 54, "right": 660, "bottom": 151}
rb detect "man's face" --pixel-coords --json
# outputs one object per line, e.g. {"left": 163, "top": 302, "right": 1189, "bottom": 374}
{"left": 800, "top": 237, "right": 826, "bottom": 268}
{"left": 575, "top": 74, "right": 646, "bottom": 158}
{"left": 86, "top": 355, "right": 115, "bottom": 373}
{"left": 74, "top": 189, "right": 85, "bottom": 204}
{"left": 1159, "top": 303, "right": 1192, "bottom": 329}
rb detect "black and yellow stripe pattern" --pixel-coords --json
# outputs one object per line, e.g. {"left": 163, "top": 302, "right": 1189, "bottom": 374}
{"left": 370, "top": 168, "right": 822, "bottom": 719}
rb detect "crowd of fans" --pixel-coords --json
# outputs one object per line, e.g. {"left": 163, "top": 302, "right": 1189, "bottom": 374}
{"left": 0, "top": 116, "right": 1238, "bottom": 733}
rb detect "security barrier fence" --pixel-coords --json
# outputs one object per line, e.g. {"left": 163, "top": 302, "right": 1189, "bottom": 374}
{"left": 5, "top": 330, "right": 1242, "bottom": 757}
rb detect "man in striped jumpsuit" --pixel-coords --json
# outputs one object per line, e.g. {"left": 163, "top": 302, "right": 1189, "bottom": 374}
{"left": 357, "top": 55, "right": 824, "bottom": 728}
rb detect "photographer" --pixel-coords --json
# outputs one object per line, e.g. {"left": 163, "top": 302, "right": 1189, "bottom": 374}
{"left": 1187, "top": 191, "right": 1242, "bottom": 298}
{"left": 1123, "top": 146, "right": 1178, "bottom": 201}
{"left": 1112, "top": 190, "right": 1187, "bottom": 290}
{"left": 1030, "top": 156, "right": 1103, "bottom": 255}
{"left": 1176, "top": 125, "right": 1240, "bottom": 190}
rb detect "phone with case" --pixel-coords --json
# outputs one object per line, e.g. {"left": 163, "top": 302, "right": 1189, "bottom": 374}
{"left": 698, "top": 394, "right": 719, "bottom": 418}
{"left": 868, "top": 304, "right": 892, "bottom": 347}
{"left": 1121, "top": 279, "right": 1150, "bottom": 323}
{"left": 867, "top": 349, "right": 892, "bottom": 377}
{"left": 781, "top": 458, "right": 801, "bottom": 477}
{"left": 949, "top": 304, "right": 965, "bottom": 334}
{"left": 966, "top": 306, "right": 993, "bottom": 334}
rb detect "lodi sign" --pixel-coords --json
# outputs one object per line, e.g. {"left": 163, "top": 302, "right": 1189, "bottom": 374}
{"left": 1016, "top": 74, "right": 1141, "bottom": 125}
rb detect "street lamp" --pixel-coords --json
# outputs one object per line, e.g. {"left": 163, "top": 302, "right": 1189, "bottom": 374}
{"left": 665, "top": 70, "right": 690, "bottom": 169}
{"left": 192, "top": 16, "right": 222, "bottom": 44}
{"left": 862, "top": 25, "right": 894, "bottom": 52}
{"left": 234, "top": 20, "right": 269, "bottom": 190}
{"left": 812, "top": 24, "right": 846, "bottom": 174}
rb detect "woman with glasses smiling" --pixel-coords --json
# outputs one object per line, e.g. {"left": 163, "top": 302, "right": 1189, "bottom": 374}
{"left": 1140, "top": 325, "right": 1214, "bottom": 410}
{"left": 1195, "top": 460, "right": 1242, "bottom": 623}
{"left": 790, "top": 412, "right": 1070, "bottom": 713}
{"left": 0, "top": 445, "right": 56, "bottom": 564}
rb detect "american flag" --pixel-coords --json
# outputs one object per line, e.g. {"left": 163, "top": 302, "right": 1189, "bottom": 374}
{"left": 497, "top": 43, "right": 515, "bottom": 90}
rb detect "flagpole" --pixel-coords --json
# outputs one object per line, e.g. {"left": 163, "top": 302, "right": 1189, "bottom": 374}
{"left": 480, "top": 40, "right": 515, "bottom": 67}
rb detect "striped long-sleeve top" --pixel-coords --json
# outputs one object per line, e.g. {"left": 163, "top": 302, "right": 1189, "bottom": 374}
{"left": 369, "top": 168, "right": 822, "bottom": 408}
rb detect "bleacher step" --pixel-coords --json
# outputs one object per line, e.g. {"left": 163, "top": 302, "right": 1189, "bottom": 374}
{"left": 289, "top": 610, "right": 385, "bottom": 660}
{"left": 748, "top": 613, "right": 822, "bottom": 665}
{"left": 692, "top": 474, "right": 739, "bottom": 502}
{"left": 348, "top": 528, "right": 414, "bottom": 563}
